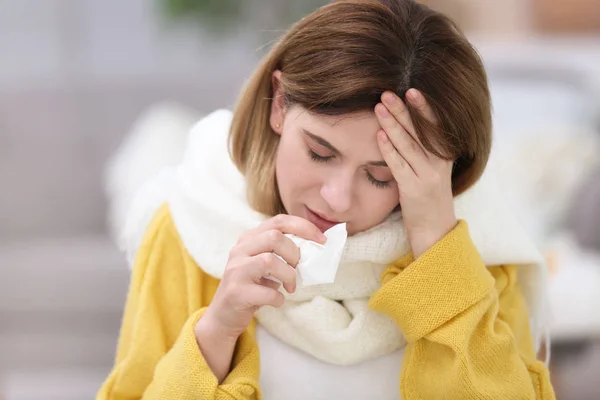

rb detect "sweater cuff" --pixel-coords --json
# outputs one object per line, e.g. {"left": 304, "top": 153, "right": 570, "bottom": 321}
{"left": 152, "top": 307, "right": 260, "bottom": 394}
{"left": 152, "top": 308, "right": 216, "bottom": 385}
{"left": 368, "top": 220, "right": 495, "bottom": 342}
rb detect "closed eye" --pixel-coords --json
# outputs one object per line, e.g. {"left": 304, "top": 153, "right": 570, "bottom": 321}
{"left": 308, "top": 149, "right": 334, "bottom": 163}
{"left": 366, "top": 171, "right": 391, "bottom": 189}
{"left": 308, "top": 146, "right": 391, "bottom": 188}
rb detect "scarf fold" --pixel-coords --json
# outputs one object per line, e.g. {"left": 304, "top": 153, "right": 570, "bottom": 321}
{"left": 121, "top": 109, "right": 549, "bottom": 365}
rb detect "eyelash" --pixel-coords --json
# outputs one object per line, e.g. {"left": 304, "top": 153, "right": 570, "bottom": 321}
{"left": 366, "top": 173, "right": 391, "bottom": 189}
{"left": 308, "top": 149, "right": 333, "bottom": 163}
{"left": 307, "top": 149, "right": 391, "bottom": 189}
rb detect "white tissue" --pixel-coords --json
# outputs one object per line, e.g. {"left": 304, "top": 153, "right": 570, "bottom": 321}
{"left": 286, "top": 223, "right": 348, "bottom": 286}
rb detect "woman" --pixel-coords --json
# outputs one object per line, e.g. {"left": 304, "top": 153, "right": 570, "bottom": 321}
{"left": 98, "top": 0, "right": 555, "bottom": 398}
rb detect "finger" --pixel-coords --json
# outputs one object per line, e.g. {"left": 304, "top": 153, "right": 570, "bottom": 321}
{"left": 234, "top": 229, "right": 301, "bottom": 267}
{"left": 259, "top": 277, "right": 282, "bottom": 291}
{"left": 406, "top": 89, "right": 452, "bottom": 165}
{"left": 406, "top": 89, "right": 437, "bottom": 125}
{"left": 245, "top": 285, "right": 285, "bottom": 308}
{"left": 381, "top": 91, "right": 416, "bottom": 134}
{"left": 382, "top": 91, "right": 429, "bottom": 156}
{"left": 376, "top": 130, "right": 414, "bottom": 182}
{"left": 247, "top": 252, "right": 297, "bottom": 294}
{"left": 259, "top": 214, "right": 327, "bottom": 244}
{"left": 375, "top": 102, "right": 425, "bottom": 175}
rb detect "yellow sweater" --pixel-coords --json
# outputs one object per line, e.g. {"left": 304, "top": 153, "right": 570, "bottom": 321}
{"left": 97, "top": 204, "right": 555, "bottom": 399}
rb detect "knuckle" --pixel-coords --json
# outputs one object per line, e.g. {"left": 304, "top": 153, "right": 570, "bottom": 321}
{"left": 267, "top": 229, "right": 283, "bottom": 244}
{"left": 260, "top": 253, "right": 276, "bottom": 269}
{"left": 272, "top": 214, "right": 287, "bottom": 228}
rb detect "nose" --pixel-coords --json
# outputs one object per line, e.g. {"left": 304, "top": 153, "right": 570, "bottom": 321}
{"left": 320, "top": 172, "right": 353, "bottom": 214}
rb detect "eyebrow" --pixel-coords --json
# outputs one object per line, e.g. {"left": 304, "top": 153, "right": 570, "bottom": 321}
{"left": 302, "top": 129, "right": 388, "bottom": 167}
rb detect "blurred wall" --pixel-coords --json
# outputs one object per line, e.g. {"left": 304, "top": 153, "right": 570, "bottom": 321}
{"left": 0, "top": 0, "right": 261, "bottom": 241}
{"left": 422, "top": 0, "right": 600, "bottom": 36}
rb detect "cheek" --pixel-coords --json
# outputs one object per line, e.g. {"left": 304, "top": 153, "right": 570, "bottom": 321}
{"left": 353, "top": 185, "right": 400, "bottom": 229}
{"left": 363, "top": 187, "right": 398, "bottom": 212}
{"left": 275, "top": 138, "right": 319, "bottom": 198}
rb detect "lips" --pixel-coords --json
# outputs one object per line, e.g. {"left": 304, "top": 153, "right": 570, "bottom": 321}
{"left": 305, "top": 206, "right": 341, "bottom": 233}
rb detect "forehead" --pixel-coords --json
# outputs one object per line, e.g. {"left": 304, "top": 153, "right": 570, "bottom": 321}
{"left": 291, "top": 107, "right": 382, "bottom": 145}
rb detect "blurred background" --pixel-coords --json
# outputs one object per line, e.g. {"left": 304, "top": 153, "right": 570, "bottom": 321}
{"left": 1, "top": 0, "right": 599, "bottom": 398}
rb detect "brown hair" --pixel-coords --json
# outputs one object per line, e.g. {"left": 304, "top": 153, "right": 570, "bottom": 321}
{"left": 229, "top": 0, "right": 492, "bottom": 216}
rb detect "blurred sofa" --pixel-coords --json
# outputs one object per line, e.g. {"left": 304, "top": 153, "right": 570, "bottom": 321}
{"left": 0, "top": 81, "right": 235, "bottom": 400}
{"left": 568, "top": 165, "right": 600, "bottom": 252}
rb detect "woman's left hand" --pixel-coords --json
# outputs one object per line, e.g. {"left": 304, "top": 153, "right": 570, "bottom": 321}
{"left": 375, "top": 89, "right": 457, "bottom": 259}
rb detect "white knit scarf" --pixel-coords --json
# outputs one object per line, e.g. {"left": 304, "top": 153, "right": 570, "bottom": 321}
{"left": 121, "top": 109, "right": 550, "bottom": 365}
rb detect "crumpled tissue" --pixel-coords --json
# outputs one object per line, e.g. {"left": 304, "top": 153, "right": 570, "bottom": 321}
{"left": 285, "top": 223, "right": 348, "bottom": 286}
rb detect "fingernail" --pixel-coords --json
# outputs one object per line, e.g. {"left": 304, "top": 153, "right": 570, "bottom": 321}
{"left": 377, "top": 104, "right": 390, "bottom": 117}
{"left": 382, "top": 92, "right": 396, "bottom": 105}
{"left": 407, "top": 89, "right": 420, "bottom": 102}
{"left": 319, "top": 233, "right": 327, "bottom": 243}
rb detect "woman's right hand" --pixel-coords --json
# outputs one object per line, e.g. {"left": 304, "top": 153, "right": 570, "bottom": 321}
{"left": 196, "top": 214, "right": 326, "bottom": 341}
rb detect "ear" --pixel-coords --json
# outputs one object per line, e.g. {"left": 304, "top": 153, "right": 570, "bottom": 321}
{"left": 269, "top": 70, "right": 285, "bottom": 135}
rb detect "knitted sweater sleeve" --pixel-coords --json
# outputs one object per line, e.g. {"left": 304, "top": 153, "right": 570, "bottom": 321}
{"left": 369, "top": 220, "right": 556, "bottom": 399}
{"left": 96, "top": 205, "right": 261, "bottom": 400}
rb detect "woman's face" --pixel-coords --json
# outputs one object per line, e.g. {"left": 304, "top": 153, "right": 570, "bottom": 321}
{"left": 271, "top": 96, "right": 400, "bottom": 236}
